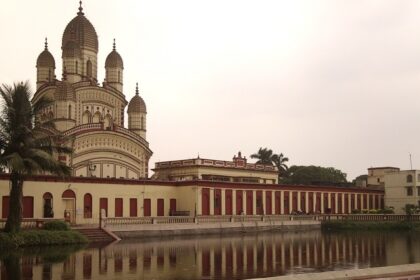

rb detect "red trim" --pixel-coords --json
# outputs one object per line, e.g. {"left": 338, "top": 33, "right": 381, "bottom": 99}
{"left": 0, "top": 174, "right": 384, "bottom": 194}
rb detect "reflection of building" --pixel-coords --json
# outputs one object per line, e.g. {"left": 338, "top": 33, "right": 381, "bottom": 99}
{"left": 153, "top": 152, "right": 278, "bottom": 184}
{"left": 367, "top": 167, "right": 400, "bottom": 187}
{"left": 34, "top": 2, "right": 151, "bottom": 179}
{"left": 384, "top": 170, "right": 420, "bottom": 214}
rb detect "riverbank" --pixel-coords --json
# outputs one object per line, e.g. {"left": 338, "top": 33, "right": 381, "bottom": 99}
{"left": 322, "top": 220, "right": 420, "bottom": 231}
{"left": 0, "top": 230, "right": 88, "bottom": 248}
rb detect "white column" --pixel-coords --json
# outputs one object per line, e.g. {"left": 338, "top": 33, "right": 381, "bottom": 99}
{"left": 210, "top": 188, "right": 214, "bottom": 215}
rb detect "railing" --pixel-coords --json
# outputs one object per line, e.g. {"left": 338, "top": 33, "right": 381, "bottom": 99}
{"left": 63, "top": 123, "right": 103, "bottom": 136}
{"left": 0, "top": 218, "right": 65, "bottom": 229}
{"left": 113, "top": 126, "right": 149, "bottom": 147}
{"left": 102, "top": 214, "right": 420, "bottom": 228}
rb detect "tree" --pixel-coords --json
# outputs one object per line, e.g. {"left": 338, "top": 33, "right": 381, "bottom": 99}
{"left": 272, "top": 153, "right": 289, "bottom": 182}
{"left": 282, "top": 165, "right": 347, "bottom": 185}
{"left": 250, "top": 147, "right": 274, "bottom": 165}
{"left": 0, "top": 82, "right": 71, "bottom": 233}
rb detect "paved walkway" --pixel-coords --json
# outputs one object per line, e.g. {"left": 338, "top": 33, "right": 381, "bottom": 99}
{"left": 251, "top": 263, "right": 420, "bottom": 280}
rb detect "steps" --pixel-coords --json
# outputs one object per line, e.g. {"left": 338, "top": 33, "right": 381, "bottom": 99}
{"left": 75, "top": 228, "right": 116, "bottom": 243}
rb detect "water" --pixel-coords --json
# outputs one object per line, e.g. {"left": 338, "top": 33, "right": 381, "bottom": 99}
{"left": 1, "top": 230, "right": 420, "bottom": 279}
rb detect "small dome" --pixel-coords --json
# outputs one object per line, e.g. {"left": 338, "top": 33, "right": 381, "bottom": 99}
{"left": 62, "top": 41, "right": 81, "bottom": 58}
{"left": 62, "top": 4, "right": 98, "bottom": 53}
{"left": 128, "top": 84, "right": 147, "bottom": 113}
{"left": 54, "top": 81, "right": 75, "bottom": 101}
{"left": 37, "top": 39, "right": 55, "bottom": 68}
{"left": 105, "top": 40, "right": 124, "bottom": 68}
{"left": 37, "top": 50, "right": 55, "bottom": 68}
{"left": 105, "top": 51, "right": 124, "bottom": 68}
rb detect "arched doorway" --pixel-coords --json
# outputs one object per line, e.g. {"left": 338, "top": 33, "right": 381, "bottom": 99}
{"left": 62, "top": 189, "right": 76, "bottom": 224}
{"left": 43, "top": 192, "right": 54, "bottom": 218}
{"left": 84, "top": 193, "right": 92, "bottom": 218}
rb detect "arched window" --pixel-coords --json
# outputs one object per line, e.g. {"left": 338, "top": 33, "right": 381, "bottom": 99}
{"left": 48, "top": 111, "right": 54, "bottom": 120}
{"left": 68, "top": 105, "right": 72, "bottom": 119}
{"left": 118, "top": 71, "right": 121, "bottom": 83}
{"left": 141, "top": 116, "right": 144, "bottom": 129}
{"left": 48, "top": 69, "right": 51, "bottom": 81}
{"left": 84, "top": 193, "right": 92, "bottom": 218}
{"left": 92, "top": 112, "right": 101, "bottom": 123}
{"left": 86, "top": 60, "right": 92, "bottom": 77}
{"left": 43, "top": 192, "right": 53, "bottom": 218}
{"left": 75, "top": 61, "right": 78, "bottom": 74}
{"left": 104, "top": 114, "right": 112, "bottom": 130}
{"left": 82, "top": 111, "right": 91, "bottom": 124}
{"left": 407, "top": 174, "right": 413, "bottom": 183}
{"left": 62, "top": 189, "right": 76, "bottom": 199}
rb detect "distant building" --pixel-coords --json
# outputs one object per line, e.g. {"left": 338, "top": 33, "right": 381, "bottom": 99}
{"left": 367, "top": 167, "right": 400, "bottom": 187}
{"left": 153, "top": 152, "right": 278, "bottom": 184}
{"left": 384, "top": 170, "right": 420, "bottom": 214}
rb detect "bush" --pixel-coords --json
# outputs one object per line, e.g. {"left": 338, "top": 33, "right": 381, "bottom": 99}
{"left": 378, "top": 207, "right": 395, "bottom": 214}
{"left": 351, "top": 209, "right": 361, "bottom": 214}
{"left": 322, "top": 220, "right": 420, "bottom": 231}
{"left": 43, "top": 221, "right": 69, "bottom": 231}
{"left": 0, "top": 230, "right": 88, "bottom": 248}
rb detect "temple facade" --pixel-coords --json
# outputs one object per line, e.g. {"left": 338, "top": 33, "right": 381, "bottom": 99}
{"left": 33, "top": 2, "right": 151, "bottom": 180}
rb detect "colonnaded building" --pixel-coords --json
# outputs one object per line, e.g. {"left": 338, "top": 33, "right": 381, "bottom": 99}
{"left": 0, "top": 3, "right": 384, "bottom": 224}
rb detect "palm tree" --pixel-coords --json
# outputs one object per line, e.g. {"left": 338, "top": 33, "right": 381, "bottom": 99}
{"left": 0, "top": 82, "right": 71, "bottom": 233}
{"left": 250, "top": 147, "right": 274, "bottom": 165}
{"left": 272, "top": 153, "right": 289, "bottom": 182}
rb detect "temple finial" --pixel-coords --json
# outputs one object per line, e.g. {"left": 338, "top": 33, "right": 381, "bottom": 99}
{"left": 44, "top": 37, "right": 48, "bottom": 50}
{"left": 78, "top": 1, "right": 84, "bottom": 15}
{"left": 135, "top": 82, "right": 139, "bottom": 95}
{"left": 113, "top": 38, "right": 116, "bottom": 51}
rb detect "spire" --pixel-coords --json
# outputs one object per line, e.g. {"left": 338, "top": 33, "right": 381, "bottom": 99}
{"left": 113, "top": 38, "right": 116, "bottom": 51}
{"left": 44, "top": 37, "right": 48, "bottom": 50}
{"left": 135, "top": 82, "right": 139, "bottom": 95}
{"left": 77, "top": 1, "right": 84, "bottom": 15}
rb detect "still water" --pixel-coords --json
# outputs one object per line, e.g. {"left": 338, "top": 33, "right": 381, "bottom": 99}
{"left": 1, "top": 230, "right": 420, "bottom": 280}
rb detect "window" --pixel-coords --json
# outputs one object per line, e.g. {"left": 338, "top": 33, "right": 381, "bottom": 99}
{"left": 418, "top": 187, "right": 420, "bottom": 196}
{"left": 84, "top": 193, "right": 92, "bottom": 218}
{"left": 86, "top": 60, "right": 92, "bottom": 77}
{"left": 407, "top": 174, "right": 413, "bottom": 183}
{"left": 407, "top": 187, "right": 413, "bottom": 196}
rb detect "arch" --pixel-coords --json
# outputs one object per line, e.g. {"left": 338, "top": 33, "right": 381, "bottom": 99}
{"left": 407, "top": 174, "right": 413, "bottom": 183}
{"left": 92, "top": 112, "right": 101, "bottom": 123}
{"left": 43, "top": 192, "right": 54, "bottom": 218}
{"left": 48, "top": 111, "right": 54, "bottom": 120}
{"left": 118, "top": 70, "right": 121, "bottom": 83}
{"left": 48, "top": 69, "right": 52, "bottom": 81}
{"left": 75, "top": 61, "right": 78, "bottom": 74}
{"left": 86, "top": 60, "right": 92, "bottom": 77}
{"left": 84, "top": 193, "right": 92, "bottom": 218}
{"left": 68, "top": 104, "right": 72, "bottom": 119}
{"left": 82, "top": 110, "right": 91, "bottom": 124}
{"left": 141, "top": 116, "right": 144, "bottom": 129}
{"left": 62, "top": 189, "right": 76, "bottom": 198}
{"left": 104, "top": 114, "right": 112, "bottom": 130}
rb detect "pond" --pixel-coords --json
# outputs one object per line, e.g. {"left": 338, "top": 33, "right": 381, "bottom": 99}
{"left": 1, "top": 230, "right": 420, "bottom": 279}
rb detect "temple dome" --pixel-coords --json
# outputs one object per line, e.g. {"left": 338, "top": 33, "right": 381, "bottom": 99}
{"left": 62, "top": 5, "right": 98, "bottom": 53}
{"left": 62, "top": 41, "right": 81, "bottom": 58}
{"left": 37, "top": 39, "right": 55, "bottom": 68}
{"left": 37, "top": 50, "right": 55, "bottom": 68}
{"left": 128, "top": 84, "right": 147, "bottom": 113}
{"left": 105, "top": 50, "right": 124, "bottom": 68}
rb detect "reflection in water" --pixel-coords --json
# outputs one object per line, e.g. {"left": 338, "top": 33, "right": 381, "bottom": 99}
{"left": 1, "top": 231, "right": 420, "bottom": 280}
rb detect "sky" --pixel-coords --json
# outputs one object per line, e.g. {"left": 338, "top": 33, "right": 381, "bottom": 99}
{"left": 1, "top": 0, "right": 420, "bottom": 180}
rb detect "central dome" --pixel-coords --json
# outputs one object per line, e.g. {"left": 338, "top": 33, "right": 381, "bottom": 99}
{"left": 62, "top": 7, "right": 98, "bottom": 53}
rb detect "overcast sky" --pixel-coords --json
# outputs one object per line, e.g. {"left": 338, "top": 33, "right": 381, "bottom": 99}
{"left": 1, "top": 0, "right": 420, "bottom": 180}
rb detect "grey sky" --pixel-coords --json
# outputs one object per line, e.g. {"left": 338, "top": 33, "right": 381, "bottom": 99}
{"left": 1, "top": 0, "right": 420, "bottom": 180}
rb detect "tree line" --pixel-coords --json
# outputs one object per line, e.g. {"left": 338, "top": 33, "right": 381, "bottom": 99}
{"left": 250, "top": 147, "right": 347, "bottom": 185}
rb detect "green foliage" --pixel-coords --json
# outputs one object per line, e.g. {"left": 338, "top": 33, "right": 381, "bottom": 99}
{"left": 351, "top": 209, "right": 361, "bottom": 214}
{"left": 403, "top": 204, "right": 420, "bottom": 215}
{"left": 250, "top": 147, "right": 289, "bottom": 182}
{"left": 322, "top": 221, "right": 420, "bottom": 231}
{"left": 43, "top": 221, "right": 69, "bottom": 231}
{"left": 378, "top": 207, "right": 395, "bottom": 214}
{"left": 281, "top": 165, "right": 347, "bottom": 185}
{"left": 0, "top": 230, "right": 88, "bottom": 248}
{"left": 0, "top": 82, "right": 73, "bottom": 232}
